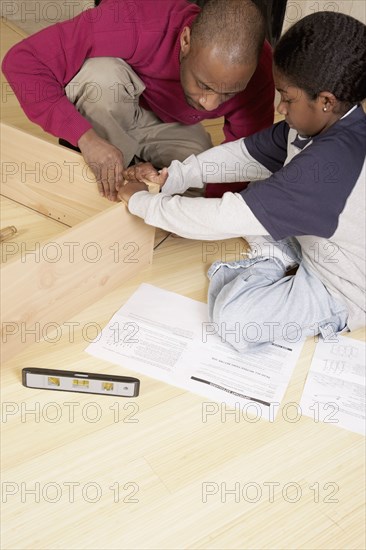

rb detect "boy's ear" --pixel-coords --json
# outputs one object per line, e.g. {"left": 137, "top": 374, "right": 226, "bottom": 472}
{"left": 318, "top": 91, "right": 338, "bottom": 112}
{"left": 180, "top": 26, "right": 191, "bottom": 58}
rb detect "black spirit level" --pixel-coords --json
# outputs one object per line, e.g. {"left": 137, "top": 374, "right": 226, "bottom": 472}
{"left": 22, "top": 368, "right": 140, "bottom": 397}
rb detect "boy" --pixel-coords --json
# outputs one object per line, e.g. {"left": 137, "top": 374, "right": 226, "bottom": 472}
{"left": 120, "top": 12, "right": 366, "bottom": 351}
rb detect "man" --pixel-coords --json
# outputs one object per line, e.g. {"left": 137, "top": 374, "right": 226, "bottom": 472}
{"left": 2, "top": 0, "right": 274, "bottom": 200}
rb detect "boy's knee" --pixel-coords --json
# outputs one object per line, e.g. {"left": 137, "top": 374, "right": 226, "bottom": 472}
{"left": 211, "top": 303, "right": 262, "bottom": 348}
{"left": 211, "top": 294, "right": 286, "bottom": 348}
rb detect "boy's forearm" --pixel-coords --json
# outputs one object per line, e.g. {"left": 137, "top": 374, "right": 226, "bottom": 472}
{"left": 128, "top": 191, "right": 267, "bottom": 240}
{"left": 162, "top": 140, "right": 272, "bottom": 195}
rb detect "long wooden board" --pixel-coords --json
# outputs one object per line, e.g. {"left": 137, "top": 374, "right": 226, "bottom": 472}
{"left": 1, "top": 122, "right": 113, "bottom": 226}
{"left": 0, "top": 202, "right": 154, "bottom": 363}
{"left": 0, "top": 124, "right": 156, "bottom": 363}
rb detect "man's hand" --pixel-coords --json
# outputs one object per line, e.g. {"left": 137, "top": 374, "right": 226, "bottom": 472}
{"left": 123, "top": 162, "right": 169, "bottom": 188}
{"left": 78, "top": 129, "right": 124, "bottom": 201}
{"left": 123, "top": 162, "right": 159, "bottom": 183}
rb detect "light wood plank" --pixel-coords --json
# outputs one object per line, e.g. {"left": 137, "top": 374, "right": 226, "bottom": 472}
{"left": 1, "top": 202, "right": 154, "bottom": 363}
{"left": 1, "top": 123, "right": 116, "bottom": 226}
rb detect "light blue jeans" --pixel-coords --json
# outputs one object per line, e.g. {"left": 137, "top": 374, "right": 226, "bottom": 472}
{"left": 207, "top": 237, "right": 349, "bottom": 352}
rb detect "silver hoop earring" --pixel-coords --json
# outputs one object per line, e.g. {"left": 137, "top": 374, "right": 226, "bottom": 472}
{"left": 323, "top": 107, "right": 327, "bottom": 112}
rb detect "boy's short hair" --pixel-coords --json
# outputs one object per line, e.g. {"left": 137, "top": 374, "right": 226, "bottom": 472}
{"left": 274, "top": 12, "right": 366, "bottom": 106}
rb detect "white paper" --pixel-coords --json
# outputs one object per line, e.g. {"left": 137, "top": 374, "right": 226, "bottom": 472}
{"left": 86, "top": 284, "right": 305, "bottom": 421}
{"left": 300, "top": 335, "right": 366, "bottom": 435}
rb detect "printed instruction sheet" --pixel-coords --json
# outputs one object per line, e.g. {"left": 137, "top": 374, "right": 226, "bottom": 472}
{"left": 86, "top": 284, "right": 305, "bottom": 421}
{"left": 300, "top": 335, "right": 365, "bottom": 435}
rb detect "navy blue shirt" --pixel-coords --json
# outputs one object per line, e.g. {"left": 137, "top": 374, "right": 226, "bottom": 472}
{"left": 242, "top": 106, "right": 366, "bottom": 240}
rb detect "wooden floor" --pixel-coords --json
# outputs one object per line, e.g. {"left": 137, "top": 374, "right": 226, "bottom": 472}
{"left": 1, "top": 17, "right": 365, "bottom": 550}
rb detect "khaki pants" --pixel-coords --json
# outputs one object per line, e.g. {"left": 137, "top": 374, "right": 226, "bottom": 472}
{"left": 66, "top": 57, "right": 213, "bottom": 167}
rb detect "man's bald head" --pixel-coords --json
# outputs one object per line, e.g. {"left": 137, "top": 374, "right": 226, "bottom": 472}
{"left": 190, "top": 0, "right": 266, "bottom": 65}
{"left": 179, "top": 0, "right": 266, "bottom": 111}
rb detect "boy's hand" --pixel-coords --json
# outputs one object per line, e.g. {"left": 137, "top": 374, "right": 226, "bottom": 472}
{"left": 118, "top": 181, "right": 148, "bottom": 204}
{"left": 118, "top": 165, "right": 169, "bottom": 205}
